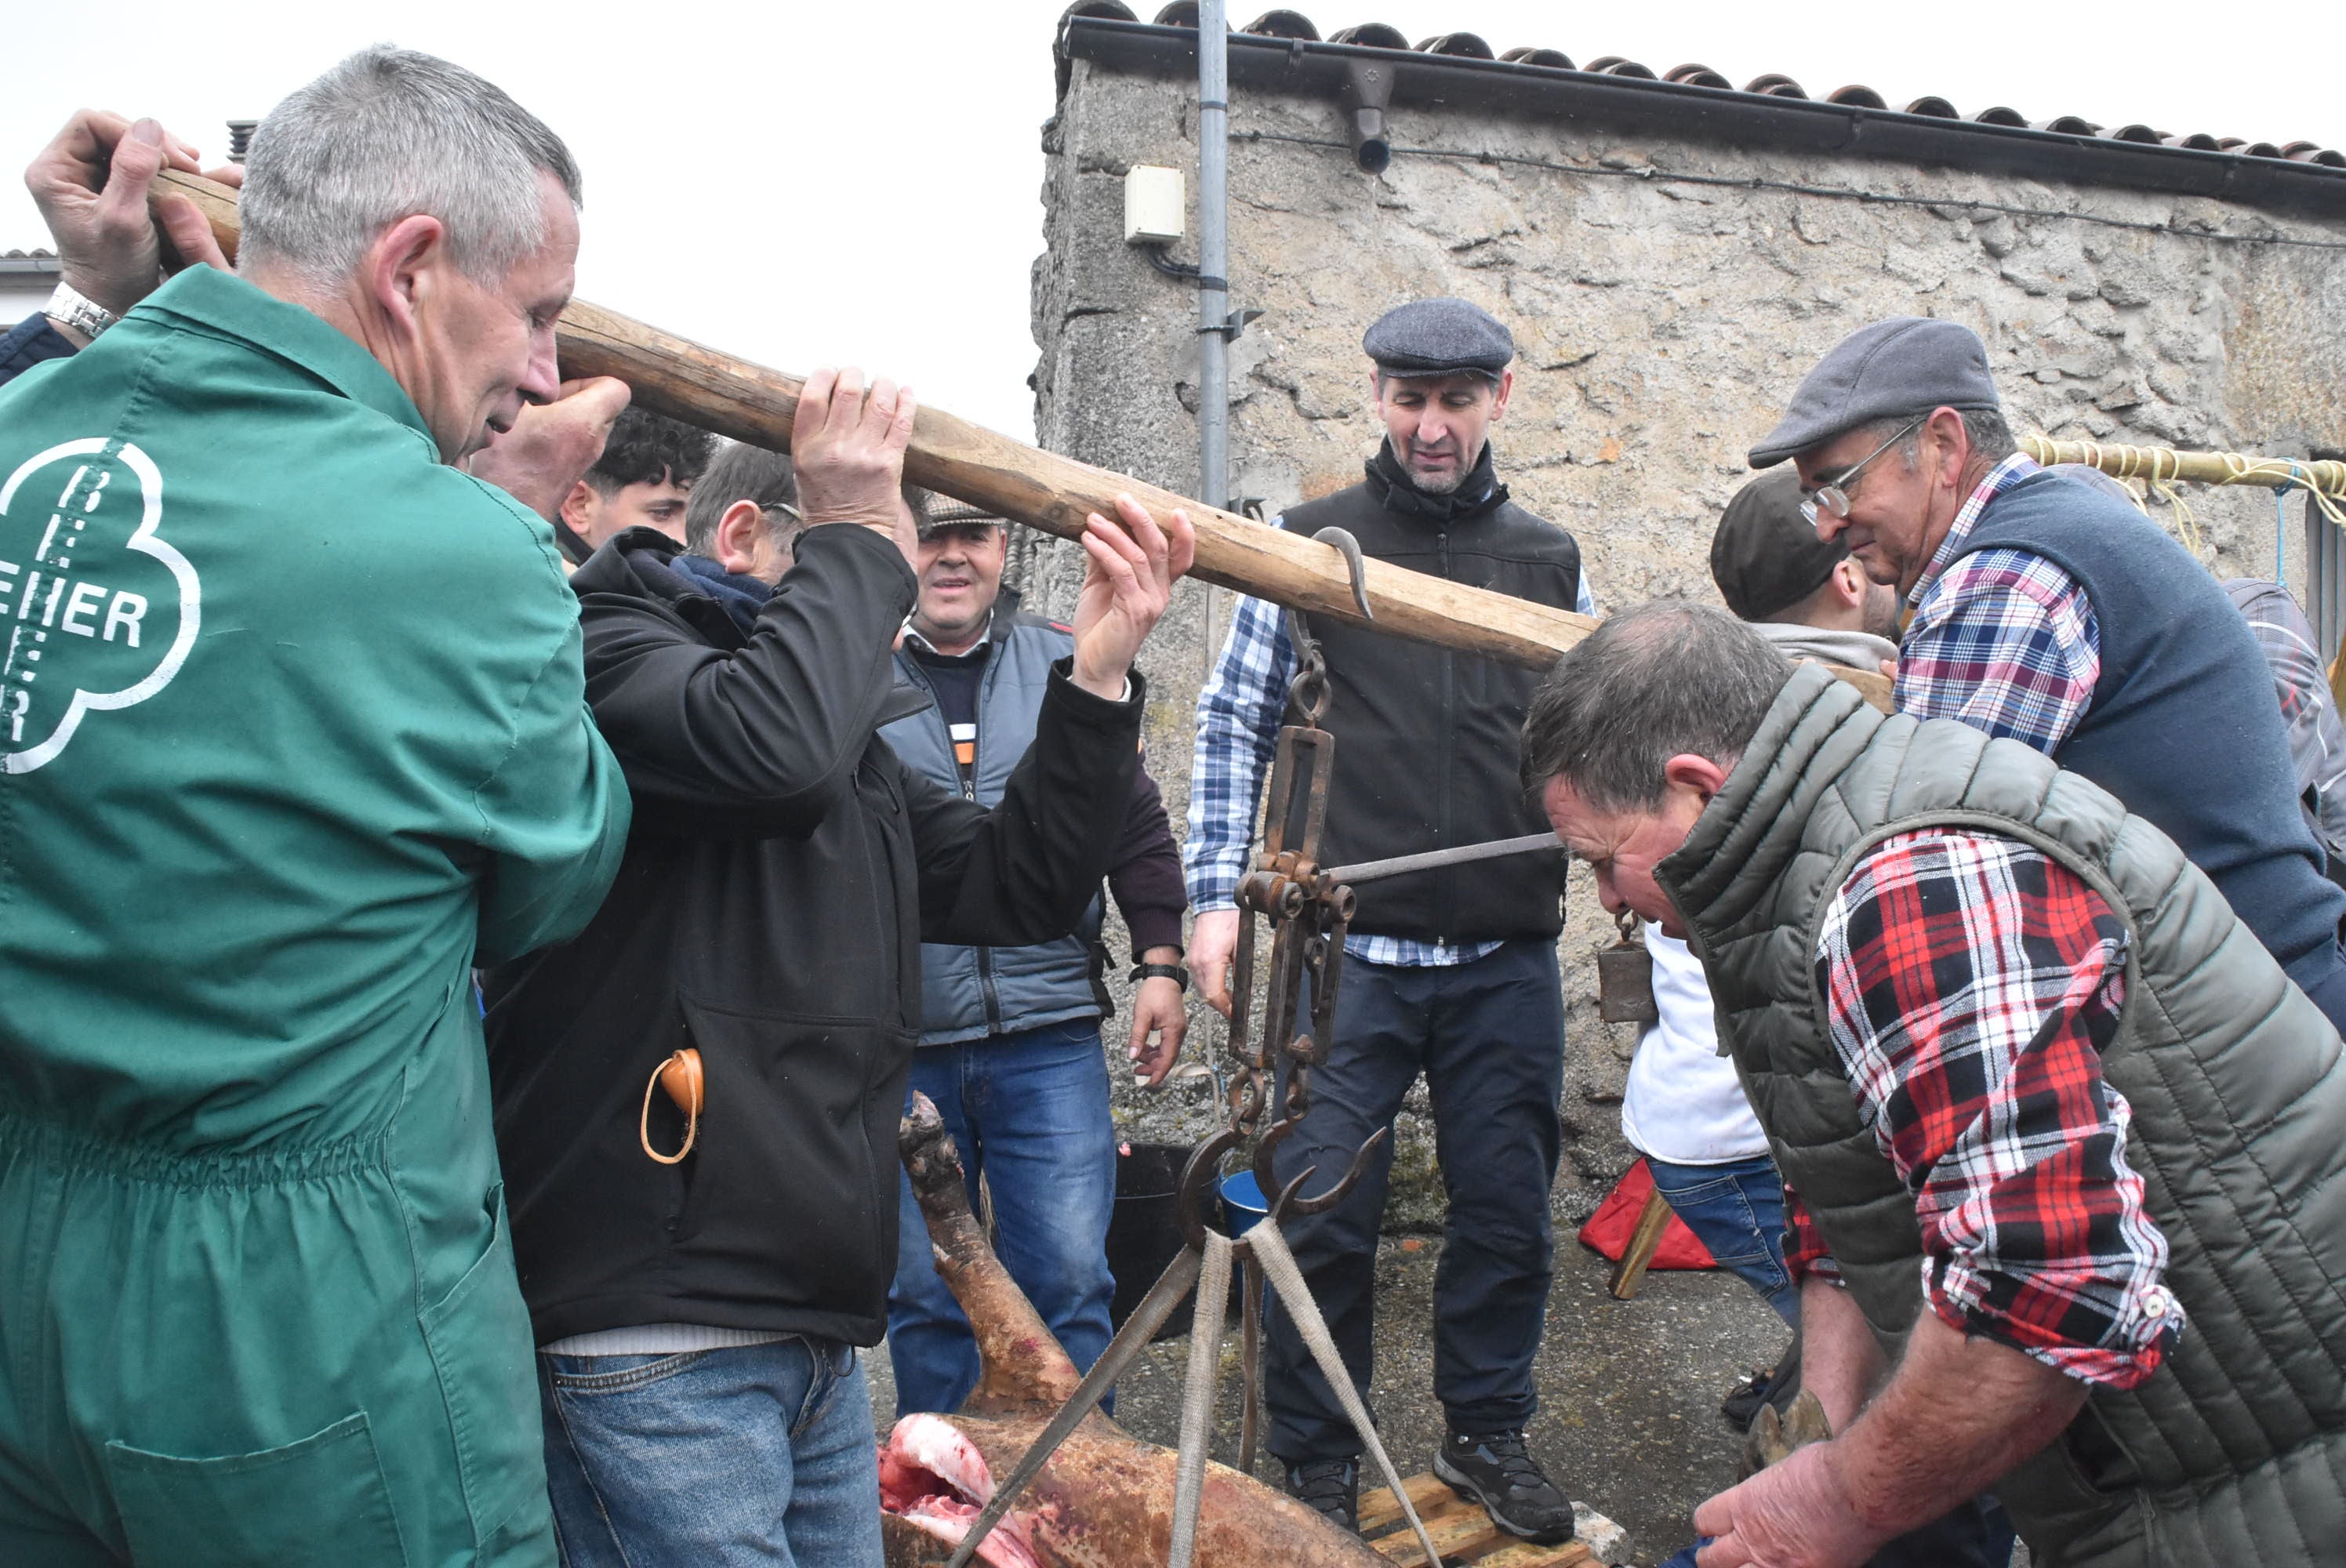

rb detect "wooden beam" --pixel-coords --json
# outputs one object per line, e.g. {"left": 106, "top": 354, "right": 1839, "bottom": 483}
{"left": 553, "top": 294, "right": 1603, "bottom": 670}
{"left": 151, "top": 167, "right": 1893, "bottom": 707}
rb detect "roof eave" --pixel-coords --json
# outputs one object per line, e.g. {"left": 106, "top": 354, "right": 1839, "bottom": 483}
{"left": 1060, "top": 17, "right": 2346, "bottom": 222}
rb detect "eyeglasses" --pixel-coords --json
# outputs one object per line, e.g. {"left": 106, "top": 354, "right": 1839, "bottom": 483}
{"left": 1800, "top": 418, "right": 1922, "bottom": 527}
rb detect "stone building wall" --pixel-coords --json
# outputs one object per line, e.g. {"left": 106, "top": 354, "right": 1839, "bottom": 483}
{"left": 1023, "top": 45, "right": 2346, "bottom": 1226}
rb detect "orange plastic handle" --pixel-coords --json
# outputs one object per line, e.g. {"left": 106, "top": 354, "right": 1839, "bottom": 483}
{"left": 640, "top": 1048, "right": 703, "bottom": 1165}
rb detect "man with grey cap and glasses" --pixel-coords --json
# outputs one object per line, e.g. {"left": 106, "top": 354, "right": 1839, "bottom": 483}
{"left": 1187, "top": 296, "right": 1592, "bottom": 1543}
{"left": 1750, "top": 315, "right": 2346, "bottom": 1031}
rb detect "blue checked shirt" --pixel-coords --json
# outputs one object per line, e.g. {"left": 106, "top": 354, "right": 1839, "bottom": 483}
{"left": 1894, "top": 453, "right": 2101, "bottom": 755}
{"left": 1186, "top": 561, "right": 1597, "bottom": 967}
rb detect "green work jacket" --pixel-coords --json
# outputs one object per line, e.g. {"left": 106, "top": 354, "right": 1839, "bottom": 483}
{"left": 0, "top": 267, "right": 630, "bottom": 1152}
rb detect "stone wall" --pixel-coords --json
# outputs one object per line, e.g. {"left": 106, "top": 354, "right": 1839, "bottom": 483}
{"left": 1025, "top": 51, "right": 2346, "bottom": 1227}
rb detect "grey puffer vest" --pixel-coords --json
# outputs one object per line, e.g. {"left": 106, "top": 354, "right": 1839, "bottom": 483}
{"left": 884, "top": 610, "right": 1105, "bottom": 1046}
{"left": 1658, "top": 662, "right": 2346, "bottom": 1568}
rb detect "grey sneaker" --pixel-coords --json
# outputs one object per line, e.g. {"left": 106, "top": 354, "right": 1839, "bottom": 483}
{"left": 1283, "top": 1457, "right": 1360, "bottom": 1534}
{"left": 1434, "top": 1428, "right": 1574, "bottom": 1544}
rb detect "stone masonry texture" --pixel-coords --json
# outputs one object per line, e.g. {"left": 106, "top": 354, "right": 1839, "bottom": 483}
{"left": 1022, "top": 50, "right": 2346, "bottom": 1232}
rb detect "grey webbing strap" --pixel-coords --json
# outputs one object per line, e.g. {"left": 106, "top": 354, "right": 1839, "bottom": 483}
{"left": 1168, "top": 1230, "right": 1234, "bottom": 1568}
{"left": 942, "top": 1247, "right": 1203, "bottom": 1568}
{"left": 1247, "top": 1219, "right": 1443, "bottom": 1568}
{"left": 1237, "top": 1260, "right": 1264, "bottom": 1475}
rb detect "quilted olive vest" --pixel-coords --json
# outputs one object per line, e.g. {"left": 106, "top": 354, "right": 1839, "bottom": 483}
{"left": 1657, "top": 663, "right": 2346, "bottom": 1567}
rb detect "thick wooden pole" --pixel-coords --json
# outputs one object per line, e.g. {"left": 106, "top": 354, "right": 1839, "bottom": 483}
{"left": 550, "top": 296, "right": 1603, "bottom": 669}
{"left": 151, "top": 168, "right": 1894, "bottom": 706}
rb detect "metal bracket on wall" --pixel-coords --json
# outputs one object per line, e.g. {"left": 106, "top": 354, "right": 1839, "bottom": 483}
{"left": 1203, "top": 307, "right": 1263, "bottom": 341}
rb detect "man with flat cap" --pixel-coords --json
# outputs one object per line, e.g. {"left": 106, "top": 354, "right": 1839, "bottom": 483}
{"left": 1750, "top": 315, "right": 2346, "bottom": 1029}
{"left": 1186, "top": 296, "right": 1592, "bottom": 1542}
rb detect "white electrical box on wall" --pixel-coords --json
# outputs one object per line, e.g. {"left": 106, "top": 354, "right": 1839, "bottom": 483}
{"left": 1124, "top": 165, "right": 1186, "bottom": 244}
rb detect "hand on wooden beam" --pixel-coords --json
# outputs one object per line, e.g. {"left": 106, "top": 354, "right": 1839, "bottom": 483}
{"left": 1070, "top": 495, "right": 1197, "bottom": 700}
{"left": 793, "top": 367, "right": 921, "bottom": 567}
{"left": 28, "top": 111, "right": 236, "bottom": 333}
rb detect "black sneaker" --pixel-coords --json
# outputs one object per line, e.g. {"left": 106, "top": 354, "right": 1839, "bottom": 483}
{"left": 1434, "top": 1428, "right": 1575, "bottom": 1545}
{"left": 1720, "top": 1365, "right": 1777, "bottom": 1431}
{"left": 1283, "top": 1458, "right": 1360, "bottom": 1533}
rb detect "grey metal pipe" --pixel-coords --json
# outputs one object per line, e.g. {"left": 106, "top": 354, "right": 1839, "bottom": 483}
{"left": 1196, "top": 0, "right": 1229, "bottom": 510}
{"left": 1323, "top": 831, "right": 1563, "bottom": 887}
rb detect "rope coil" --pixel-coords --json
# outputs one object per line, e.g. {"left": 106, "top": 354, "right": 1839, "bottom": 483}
{"left": 2024, "top": 436, "right": 2346, "bottom": 542}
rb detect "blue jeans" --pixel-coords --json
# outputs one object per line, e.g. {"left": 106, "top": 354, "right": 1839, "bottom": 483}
{"left": 1646, "top": 1153, "right": 1799, "bottom": 1327}
{"left": 537, "top": 1336, "right": 880, "bottom": 1568}
{"left": 1264, "top": 940, "right": 1566, "bottom": 1459}
{"left": 888, "top": 1018, "right": 1118, "bottom": 1417}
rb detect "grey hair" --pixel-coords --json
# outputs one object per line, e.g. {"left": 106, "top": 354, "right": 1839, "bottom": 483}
{"left": 1861, "top": 406, "right": 2016, "bottom": 471}
{"left": 1519, "top": 601, "right": 1793, "bottom": 811}
{"left": 685, "top": 442, "right": 797, "bottom": 557}
{"left": 239, "top": 45, "right": 582, "bottom": 289}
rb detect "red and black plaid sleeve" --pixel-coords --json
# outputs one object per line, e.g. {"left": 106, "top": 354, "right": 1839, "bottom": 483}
{"left": 1781, "top": 1185, "right": 1839, "bottom": 1286}
{"left": 1814, "top": 829, "right": 2182, "bottom": 1388}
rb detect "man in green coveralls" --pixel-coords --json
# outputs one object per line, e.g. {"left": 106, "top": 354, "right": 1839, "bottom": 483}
{"left": 0, "top": 49, "right": 630, "bottom": 1566}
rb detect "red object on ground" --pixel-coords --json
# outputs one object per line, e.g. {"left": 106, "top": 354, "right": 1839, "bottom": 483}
{"left": 1576, "top": 1157, "right": 1718, "bottom": 1269}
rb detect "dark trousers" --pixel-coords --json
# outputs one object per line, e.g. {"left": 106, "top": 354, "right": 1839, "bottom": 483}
{"left": 1262, "top": 938, "right": 1565, "bottom": 1462}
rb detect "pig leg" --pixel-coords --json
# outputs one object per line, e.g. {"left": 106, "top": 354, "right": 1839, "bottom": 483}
{"left": 900, "top": 1091, "right": 1085, "bottom": 1417}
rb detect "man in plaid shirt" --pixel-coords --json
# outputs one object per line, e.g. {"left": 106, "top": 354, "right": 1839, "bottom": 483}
{"left": 1524, "top": 603, "right": 2346, "bottom": 1568}
{"left": 1749, "top": 316, "right": 2346, "bottom": 1033}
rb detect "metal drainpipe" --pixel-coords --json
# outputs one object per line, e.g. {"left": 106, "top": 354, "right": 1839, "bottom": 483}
{"left": 1196, "top": 0, "right": 1229, "bottom": 514}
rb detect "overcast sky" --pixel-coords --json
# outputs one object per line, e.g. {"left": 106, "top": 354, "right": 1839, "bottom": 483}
{"left": 6, "top": 0, "right": 2337, "bottom": 442}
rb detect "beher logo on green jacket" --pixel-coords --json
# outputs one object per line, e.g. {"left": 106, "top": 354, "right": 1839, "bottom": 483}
{"left": 0, "top": 438, "right": 200, "bottom": 774}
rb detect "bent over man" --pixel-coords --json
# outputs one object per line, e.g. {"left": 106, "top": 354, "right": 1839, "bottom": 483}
{"left": 484, "top": 372, "right": 1194, "bottom": 1566}
{"left": 1526, "top": 602, "right": 2346, "bottom": 1568}
{"left": 0, "top": 53, "right": 630, "bottom": 1566}
{"left": 1187, "top": 297, "right": 1589, "bottom": 1542}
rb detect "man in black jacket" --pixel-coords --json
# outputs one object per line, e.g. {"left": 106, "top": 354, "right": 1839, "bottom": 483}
{"left": 483, "top": 372, "right": 1193, "bottom": 1568}
{"left": 1186, "top": 298, "right": 1588, "bottom": 1544}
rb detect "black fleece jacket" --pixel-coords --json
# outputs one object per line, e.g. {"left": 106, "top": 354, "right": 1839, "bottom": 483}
{"left": 483, "top": 523, "right": 1143, "bottom": 1346}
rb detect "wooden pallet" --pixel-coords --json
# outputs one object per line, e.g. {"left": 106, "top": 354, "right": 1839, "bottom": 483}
{"left": 1356, "top": 1472, "right": 1601, "bottom": 1566}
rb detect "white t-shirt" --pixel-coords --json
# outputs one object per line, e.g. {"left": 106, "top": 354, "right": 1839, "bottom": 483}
{"left": 1619, "top": 927, "right": 1771, "bottom": 1166}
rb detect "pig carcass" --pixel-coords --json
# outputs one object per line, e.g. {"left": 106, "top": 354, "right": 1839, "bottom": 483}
{"left": 880, "top": 1093, "right": 1390, "bottom": 1568}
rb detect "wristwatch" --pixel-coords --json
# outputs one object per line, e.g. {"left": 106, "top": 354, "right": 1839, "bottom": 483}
{"left": 1130, "top": 961, "right": 1190, "bottom": 992}
{"left": 45, "top": 281, "right": 119, "bottom": 342}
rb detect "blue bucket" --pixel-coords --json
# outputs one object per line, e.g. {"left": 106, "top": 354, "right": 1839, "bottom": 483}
{"left": 1219, "top": 1171, "right": 1269, "bottom": 1236}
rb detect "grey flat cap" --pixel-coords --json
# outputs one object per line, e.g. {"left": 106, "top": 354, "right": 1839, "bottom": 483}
{"left": 1749, "top": 317, "right": 2001, "bottom": 468}
{"left": 1364, "top": 297, "right": 1514, "bottom": 378}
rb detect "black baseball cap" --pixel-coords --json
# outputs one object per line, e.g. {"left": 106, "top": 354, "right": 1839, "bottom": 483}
{"left": 1709, "top": 468, "right": 1849, "bottom": 622}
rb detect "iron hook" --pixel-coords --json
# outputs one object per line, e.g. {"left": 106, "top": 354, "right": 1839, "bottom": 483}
{"left": 1310, "top": 525, "right": 1374, "bottom": 621}
{"left": 1253, "top": 1116, "right": 1390, "bottom": 1221}
{"left": 1178, "top": 1126, "right": 1247, "bottom": 1250}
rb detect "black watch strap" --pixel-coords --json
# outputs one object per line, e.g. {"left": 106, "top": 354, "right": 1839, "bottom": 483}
{"left": 1130, "top": 961, "right": 1190, "bottom": 991}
